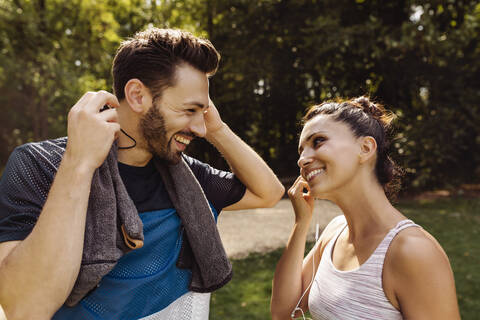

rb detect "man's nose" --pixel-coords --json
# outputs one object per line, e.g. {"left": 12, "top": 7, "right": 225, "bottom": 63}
{"left": 190, "top": 113, "right": 207, "bottom": 138}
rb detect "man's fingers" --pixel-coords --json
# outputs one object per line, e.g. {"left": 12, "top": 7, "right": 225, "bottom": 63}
{"left": 98, "top": 108, "right": 119, "bottom": 123}
{"left": 108, "top": 122, "right": 121, "bottom": 134}
{"left": 78, "top": 91, "right": 95, "bottom": 104}
{"left": 85, "top": 91, "right": 120, "bottom": 113}
{"left": 71, "top": 91, "right": 94, "bottom": 110}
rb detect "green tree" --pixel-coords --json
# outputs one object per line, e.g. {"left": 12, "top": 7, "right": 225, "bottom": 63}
{"left": 1, "top": 0, "right": 479, "bottom": 193}
{"left": 0, "top": 0, "right": 121, "bottom": 164}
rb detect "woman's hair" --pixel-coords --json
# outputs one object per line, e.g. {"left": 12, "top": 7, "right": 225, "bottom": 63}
{"left": 303, "top": 96, "right": 403, "bottom": 199}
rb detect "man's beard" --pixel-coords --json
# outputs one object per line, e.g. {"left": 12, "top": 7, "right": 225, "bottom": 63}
{"left": 139, "top": 105, "right": 182, "bottom": 164}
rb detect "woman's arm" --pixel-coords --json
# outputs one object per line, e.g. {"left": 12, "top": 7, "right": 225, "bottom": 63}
{"left": 386, "top": 229, "right": 461, "bottom": 319}
{"left": 271, "top": 176, "right": 314, "bottom": 319}
{"left": 270, "top": 176, "right": 343, "bottom": 319}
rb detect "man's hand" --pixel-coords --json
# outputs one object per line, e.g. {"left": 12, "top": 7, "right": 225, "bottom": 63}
{"left": 66, "top": 91, "right": 121, "bottom": 171}
{"left": 0, "top": 90, "right": 121, "bottom": 319}
{"left": 204, "top": 98, "right": 226, "bottom": 139}
{"left": 203, "top": 98, "right": 284, "bottom": 210}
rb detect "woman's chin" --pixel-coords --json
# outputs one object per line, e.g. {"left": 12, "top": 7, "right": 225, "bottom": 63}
{"left": 310, "top": 184, "right": 342, "bottom": 202}
{"left": 309, "top": 187, "right": 330, "bottom": 201}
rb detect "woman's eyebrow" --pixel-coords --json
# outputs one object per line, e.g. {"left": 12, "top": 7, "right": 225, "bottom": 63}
{"left": 298, "top": 131, "right": 327, "bottom": 154}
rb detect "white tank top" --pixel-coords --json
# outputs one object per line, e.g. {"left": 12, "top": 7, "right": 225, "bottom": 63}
{"left": 308, "top": 216, "right": 420, "bottom": 319}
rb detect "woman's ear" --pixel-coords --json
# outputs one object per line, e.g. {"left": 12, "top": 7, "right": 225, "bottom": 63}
{"left": 358, "top": 136, "right": 377, "bottom": 164}
{"left": 124, "top": 79, "right": 152, "bottom": 113}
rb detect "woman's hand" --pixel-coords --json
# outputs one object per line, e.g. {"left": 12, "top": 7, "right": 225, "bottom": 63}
{"left": 271, "top": 176, "right": 316, "bottom": 319}
{"left": 288, "top": 176, "right": 314, "bottom": 223}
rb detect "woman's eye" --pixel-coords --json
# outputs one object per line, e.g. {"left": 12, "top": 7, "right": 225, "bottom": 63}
{"left": 313, "top": 137, "right": 325, "bottom": 147}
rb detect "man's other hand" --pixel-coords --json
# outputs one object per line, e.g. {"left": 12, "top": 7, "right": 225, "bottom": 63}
{"left": 204, "top": 98, "right": 227, "bottom": 139}
{"left": 65, "top": 91, "right": 121, "bottom": 171}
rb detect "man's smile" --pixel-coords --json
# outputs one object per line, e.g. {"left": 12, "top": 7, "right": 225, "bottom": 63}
{"left": 174, "top": 134, "right": 192, "bottom": 146}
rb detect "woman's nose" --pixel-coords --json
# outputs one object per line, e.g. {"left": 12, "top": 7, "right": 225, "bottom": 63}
{"left": 297, "top": 152, "right": 312, "bottom": 168}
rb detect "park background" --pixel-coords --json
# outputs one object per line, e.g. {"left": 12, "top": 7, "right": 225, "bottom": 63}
{"left": 0, "top": 0, "right": 478, "bottom": 319}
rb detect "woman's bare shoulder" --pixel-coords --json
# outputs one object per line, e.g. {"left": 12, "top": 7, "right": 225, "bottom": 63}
{"left": 386, "top": 224, "right": 453, "bottom": 287}
{"left": 389, "top": 226, "right": 449, "bottom": 264}
{"left": 384, "top": 224, "right": 460, "bottom": 318}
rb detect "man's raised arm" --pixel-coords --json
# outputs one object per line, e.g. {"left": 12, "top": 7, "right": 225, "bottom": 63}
{"left": 204, "top": 100, "right": 284, "bottom": 210}
{"left": 0, "top": 91, "right": 120, "bottom": 319}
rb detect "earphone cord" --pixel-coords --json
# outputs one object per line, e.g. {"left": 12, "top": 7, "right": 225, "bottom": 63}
{"left": 291, "top": 223, "right": 319, "bottom": 320}
{"left": 118, "top": 128, "right": 137, "bottom": 150}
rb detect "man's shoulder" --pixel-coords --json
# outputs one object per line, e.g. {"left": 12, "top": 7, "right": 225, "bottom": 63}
{"left": 182, "top": 154, "right": 231, "bottom": 178}
{"left": 15, "top": 137, "right": 66, "bottom": 159}
{"left": 16, "top": 137, "right": 67, "bottom": 155}
{"left": 0, "top": 139, "right": 66, "bottom": 204}
{"left": 182, "top": 154, "right": 203, "bottom": 167}
{"left": 7, "top": 137, "right": 67, "bottom": 176}
{"left": 182, "top": 154, "right": 211, "bottom": 174}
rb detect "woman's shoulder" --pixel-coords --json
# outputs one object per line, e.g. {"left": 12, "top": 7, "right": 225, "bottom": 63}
{"left": 386, "top": 223, "right": 451, "bottom": 280}
{"left": 391, "top": 224, "right": 447, "bottom": 258}
{"left": 383, "top": 221, "right": 459, "bottom": 318}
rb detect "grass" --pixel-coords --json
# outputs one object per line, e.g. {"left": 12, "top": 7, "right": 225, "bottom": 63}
{"left": 209, "top": 196, "right": 480, "bottom": 320}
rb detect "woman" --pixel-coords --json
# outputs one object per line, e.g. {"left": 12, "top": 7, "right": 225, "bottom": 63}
{"left": 270, "top": 97, "right": 460, "bottom": 319}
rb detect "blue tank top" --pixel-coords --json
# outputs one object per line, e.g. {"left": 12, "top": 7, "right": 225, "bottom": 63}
{"left": 53, "top": 206, "right": 218, "bottom": 319}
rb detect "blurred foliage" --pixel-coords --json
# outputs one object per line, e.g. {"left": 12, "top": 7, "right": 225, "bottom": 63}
{"left": 0, "top": 0, "right": 479, "bottom": 192}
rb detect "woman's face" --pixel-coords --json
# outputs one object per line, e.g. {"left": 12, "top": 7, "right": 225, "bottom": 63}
{"left": 297, "top": 114, "right": 363, "bottom": 199}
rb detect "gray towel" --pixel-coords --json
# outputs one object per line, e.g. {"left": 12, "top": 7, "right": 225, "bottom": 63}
{"left": 65, "top": 144, "right": 144, "bottom": 307}
{"left": 154, "top": 156, "right": 233, "bottom": 292}
{"left": 65, "top": 147, "right": 232, "bottom": 306}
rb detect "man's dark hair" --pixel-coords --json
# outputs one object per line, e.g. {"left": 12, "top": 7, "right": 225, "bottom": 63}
{"left": 112, "top": 28, "right": 220, "bottom": 102}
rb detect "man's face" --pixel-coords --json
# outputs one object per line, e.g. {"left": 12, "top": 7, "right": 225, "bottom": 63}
{"left": 139, "top": 64, "right": 210, "bottom": 164}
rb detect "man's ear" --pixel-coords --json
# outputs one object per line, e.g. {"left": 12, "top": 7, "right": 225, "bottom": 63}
{"left": 358, "top": 136, "right": 377, "bottom": 164}
{"left": 124, "top": 79, "right": 152, "bottom": 113}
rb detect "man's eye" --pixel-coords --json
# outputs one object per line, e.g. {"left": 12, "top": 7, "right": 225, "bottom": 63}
{"left": 186, "top": 109, "right": 196, "bottom": 114}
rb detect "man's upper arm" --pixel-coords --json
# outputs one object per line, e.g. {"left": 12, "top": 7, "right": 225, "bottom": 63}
{"left": 0, "top": 144, "right": 54, "bottom": 244}
{"left": 0, "top": 241, "right": 20, "bottom": 267}
{"left": 223, "top": 189, "right": 268, "bottom": 211}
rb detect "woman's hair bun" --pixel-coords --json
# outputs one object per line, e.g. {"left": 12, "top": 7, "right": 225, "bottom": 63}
{"left": 353, "top": 96, "right": 383, "bottom": 119}
{"left": 353, "top": 96, "right": 395, "bottom": 126}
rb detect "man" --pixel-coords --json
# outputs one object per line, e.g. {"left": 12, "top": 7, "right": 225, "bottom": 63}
{"left": 0, "top": 28, "right": 284, "bottom": 319}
